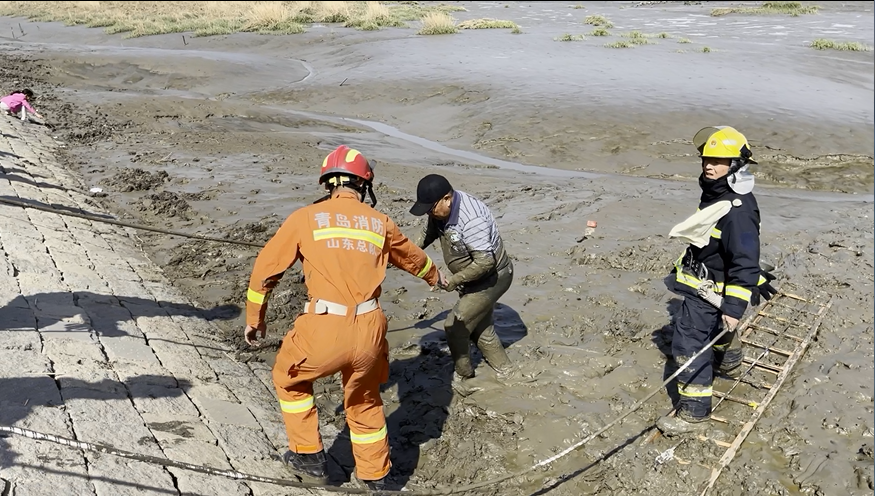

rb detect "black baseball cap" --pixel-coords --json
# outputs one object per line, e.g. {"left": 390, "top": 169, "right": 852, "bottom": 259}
{"left": 409, "top": 174, "right": 453, "bottom": 216}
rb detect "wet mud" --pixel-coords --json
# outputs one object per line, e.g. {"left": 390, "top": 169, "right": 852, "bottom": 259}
{"left": 0, "top": 2, "right": 872, "bottom": 494}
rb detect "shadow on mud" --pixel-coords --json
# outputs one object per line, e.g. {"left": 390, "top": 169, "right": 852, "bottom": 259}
{"left": 0, "top": 291, "right": 241, "bottom": 352}
{"left": 0, "top": 374, "right": 193, "bottom": 495}
{"left": 652, "top": 295, "right": 684, "bottom": 409}
{"left": 327, "top": 304, "right": 528, "bottom": 490}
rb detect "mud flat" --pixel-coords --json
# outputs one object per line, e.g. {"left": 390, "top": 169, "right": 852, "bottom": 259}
{"left": 0, "top": 1, "right": 872, "bottom": 494}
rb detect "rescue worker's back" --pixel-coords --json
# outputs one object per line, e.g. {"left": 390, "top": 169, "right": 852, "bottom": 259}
{"left": 244, "top": 145, "right": 442, "bottom": 491}
{"left": 246, "top": 194, "right": 437, "bottom": 324}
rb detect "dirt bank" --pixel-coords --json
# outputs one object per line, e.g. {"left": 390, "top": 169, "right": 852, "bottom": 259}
{"left": 0, "top": 3, "right": 872, "bottom": 494}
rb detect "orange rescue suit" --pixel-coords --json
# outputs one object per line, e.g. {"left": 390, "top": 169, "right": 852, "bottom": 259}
{"left": 246, "top": 191, "right": 439, "bottom": 481}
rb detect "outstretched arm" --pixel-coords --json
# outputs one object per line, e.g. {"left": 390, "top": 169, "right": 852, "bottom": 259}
{"left": 386, "top": 217, "right": 442, "bottom": 287}
{"left": 246, "top": 213, "right": 302, "bottom": 330}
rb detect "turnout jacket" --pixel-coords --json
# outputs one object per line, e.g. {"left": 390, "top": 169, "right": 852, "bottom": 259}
{"left": 672, "top": 175, "right": 764, "bottom": 320}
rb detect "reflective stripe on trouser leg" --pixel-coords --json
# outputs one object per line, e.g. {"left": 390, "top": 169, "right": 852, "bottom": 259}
{"left": 342, "top": 364, "right": 391, "bottom": 481}
{"left": 276, "top": 387, "right": 322, "bottom": 453}
{"left": 671, "top": 295, "right": 722, "bottom": 419}
{"left": 272, "top": 360, "right": 322, "bottom": 454}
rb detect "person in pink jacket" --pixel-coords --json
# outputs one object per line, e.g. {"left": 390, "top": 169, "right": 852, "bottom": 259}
{"left": 0, "top": 89, "right": 43, "bottom": 122}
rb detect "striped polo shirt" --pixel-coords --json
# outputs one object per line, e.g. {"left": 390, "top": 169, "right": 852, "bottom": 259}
{"left": 445, "top": 190, "right": 502, "bottom": 254}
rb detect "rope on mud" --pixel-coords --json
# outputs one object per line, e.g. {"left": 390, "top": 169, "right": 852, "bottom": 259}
{"left": 0, "top": 198, "right": 768, "bottom": 493}
{"left": 1, "top": 323, "right": 735, "bottom": 496}
{"left": 0, "top": 197, "right": 265, "bottom": 248}
{"left": 0, "top": 425, "right": 378, "bottom": 495}
{"left": 430, "top": 323, "right": 736, "bottom": 495}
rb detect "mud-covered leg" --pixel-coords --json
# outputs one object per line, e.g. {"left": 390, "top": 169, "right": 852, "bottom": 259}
{"left": 470, "top": 305, "right": 510, "bottom": 372}
{"left": 713, "top": 325, "right": 744, "bottom": 378}
{"left": 444, "top": 305, "right": 475, "bottom": 379}
{"left": 469, "top": 264, "right": 514, "bottom": 373}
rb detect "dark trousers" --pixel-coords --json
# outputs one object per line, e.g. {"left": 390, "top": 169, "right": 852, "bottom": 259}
{"left": 671, "top": 295, "right": 742, "bottom": 419}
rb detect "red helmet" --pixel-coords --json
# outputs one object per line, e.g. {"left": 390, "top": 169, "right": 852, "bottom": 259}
{"left": 318, "top": 145, "right": 374, "bottom": 185}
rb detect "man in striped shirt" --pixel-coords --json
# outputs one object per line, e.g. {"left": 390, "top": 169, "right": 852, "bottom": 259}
{"left": 410, "top": 174, "right": 514, "bottom": 389}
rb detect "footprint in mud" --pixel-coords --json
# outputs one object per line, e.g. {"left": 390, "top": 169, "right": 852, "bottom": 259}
{"left": 101, "top": 168, "right": 170, "bottom": 192}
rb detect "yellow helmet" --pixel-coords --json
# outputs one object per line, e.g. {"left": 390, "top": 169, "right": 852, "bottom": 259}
{"left": 693, "top": 125, "right": 756, "bottom": 160}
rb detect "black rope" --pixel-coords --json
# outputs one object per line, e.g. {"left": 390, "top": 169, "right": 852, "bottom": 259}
{"left": 0, "top": 197, "right": 265, "bottom": 248}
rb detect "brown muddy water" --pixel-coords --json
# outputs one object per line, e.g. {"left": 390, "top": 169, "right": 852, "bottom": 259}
{"left": 0, "top": 1, "right": 872, "bottom": 495}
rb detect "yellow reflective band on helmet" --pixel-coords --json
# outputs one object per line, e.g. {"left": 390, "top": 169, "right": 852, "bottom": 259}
{"left": 725, "top": 285, "right": 752, "bottom": 302}
{"left": 350, "top": 425, "right": 387, "bottom": 445}
{"left": 279, "top": 396, "right": 315, "bottom": 414}
{"left": 345, "top": 148, "right": 362, "bottom": 163}
{"left": 710, "top": 227, "right": 722, "bottom": 239}
{"left": 417, "top": 256, "right": 433, "bottom": 278}
{"left": 247, "top": 288, "right": 266, "bottom": 305}
{"left": 313, "top": 227, "right": 385, "bottom": 248}
{"left": 678, "top": 384, "right": 712, "bottom": 398}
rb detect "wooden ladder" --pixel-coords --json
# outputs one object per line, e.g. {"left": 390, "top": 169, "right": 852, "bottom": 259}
{"left": 641, "top": 291, "right": 833, "bottom": 494}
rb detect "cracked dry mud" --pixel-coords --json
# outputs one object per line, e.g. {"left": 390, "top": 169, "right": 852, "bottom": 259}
{"left": 0, "top": 3, "right": 873, "bottom": 495}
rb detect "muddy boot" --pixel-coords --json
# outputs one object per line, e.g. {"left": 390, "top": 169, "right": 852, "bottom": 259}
{"left": 717, "top": 361, "right": 744, "bottom": 379}
{"left": 282, "top": 450, "right": 328, "bottom": 484}
{"left": 656, "top": 410, "right": 709, "bottom": 437}
{"left": 451, "top": 372, "right": 485, "bottom": 397}
{"left": 446, "top": 324, "right": 475, "bottom": 379}
{"left": 714, "top": 331, "right": 744, "bottom": 379}
{"left": 475, "top": 325, "right": 511, "bottom": 373}
{"left": 494, "top": 364, "right": 541, "bottom": 386}
{"left": 361, "top": 475, "right": 401, "bottom": 491}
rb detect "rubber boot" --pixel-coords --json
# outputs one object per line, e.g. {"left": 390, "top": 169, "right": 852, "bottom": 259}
{"left": 715, "top": 331, "right": 744, "bottom": 379}
{"left": 445, "top": 324, "right": 474, "bottom": 379}
{"left": 282, "top": 450, "right": 328, "bottom": 484}
{"left": 656, "top": 409, "right": 709, "bottom": 437}
{"left": 475, "top": 325, "right": 511, "bottom": 374}
{"left": 362, "top": 476, "right": 396, "bottom": 491}
{"left": 451, "top": 371, "right": 489, "bottom": 397}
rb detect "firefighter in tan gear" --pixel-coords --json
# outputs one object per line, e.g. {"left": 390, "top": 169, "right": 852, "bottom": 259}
{"left": 657, "top": 126, "right": 777, "bottom": 436}
{"left": 244, "top": 145, "right": 446, "bottom": 490}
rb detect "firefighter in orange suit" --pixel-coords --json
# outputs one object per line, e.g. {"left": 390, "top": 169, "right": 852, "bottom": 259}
{"left": 243, "top": 145, "right": 446, "bottom": 490}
